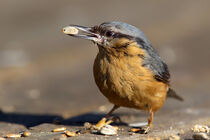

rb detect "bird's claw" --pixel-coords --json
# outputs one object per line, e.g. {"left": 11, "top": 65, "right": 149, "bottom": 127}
{"left": 142, "top": 126, "right": 150, "bottom": 134}
{"left": 94, "top": 117, "right": 114, "bottom": 130}
{"left": 130, "top": 126, "right": 151, "bottom": 134}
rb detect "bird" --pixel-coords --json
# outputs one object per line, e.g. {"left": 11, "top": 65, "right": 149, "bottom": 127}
{"left": 63, "top": 21, "right": 183, "bottom": 133}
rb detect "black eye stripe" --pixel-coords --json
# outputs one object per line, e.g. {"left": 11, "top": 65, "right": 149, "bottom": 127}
{"left": 94, "top": 26, "right": 144, "bottom": 43}
{"left": 112, "top": 33, "right": 133, "bottom": 39}
{"left": 105, "top": 31, "right": 114, "bottom": 37}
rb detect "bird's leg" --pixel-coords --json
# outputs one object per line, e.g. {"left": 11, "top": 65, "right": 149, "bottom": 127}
{"left": 95, "top": 105, "right": 119, "bottom": 129}
{"left": 130, "top": 109, "right": 154, "bottom": 134}
{"left": 143, "top": 109, "right": 154, "bottom": 134}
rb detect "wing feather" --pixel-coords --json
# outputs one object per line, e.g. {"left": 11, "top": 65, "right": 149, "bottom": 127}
{"left": 136, "top": 38, "right": 170, "bottom": 84}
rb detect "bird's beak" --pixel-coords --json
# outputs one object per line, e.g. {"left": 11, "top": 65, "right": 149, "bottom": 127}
{"left": 62, "top": 25, "right": 102, "bottom": 43}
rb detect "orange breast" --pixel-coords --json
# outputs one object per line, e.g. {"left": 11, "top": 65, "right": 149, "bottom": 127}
{"left": 93, "top": 45, "right": 168, "bottom": 112}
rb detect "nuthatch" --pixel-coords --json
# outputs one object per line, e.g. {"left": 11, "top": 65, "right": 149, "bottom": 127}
{"left": 63, "top": 21, "right": 183, "bottom": 133}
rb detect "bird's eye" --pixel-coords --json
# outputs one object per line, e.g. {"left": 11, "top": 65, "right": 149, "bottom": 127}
{"left": 105, "top": 31, "right": 114, "bottom": 37}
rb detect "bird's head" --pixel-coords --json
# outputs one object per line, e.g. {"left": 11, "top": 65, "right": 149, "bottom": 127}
{"left": 63, "top": 22, "right": 150, "bottom": 52}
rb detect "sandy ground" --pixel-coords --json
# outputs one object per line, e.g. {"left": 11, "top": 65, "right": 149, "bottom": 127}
{"left": 0, "top": 1, "right": 210, "bottom": 139}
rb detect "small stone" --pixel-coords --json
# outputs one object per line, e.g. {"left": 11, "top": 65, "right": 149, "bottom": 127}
{"left": 192, "top": 125, "right": 209, "bottom": 133}
{"left": 169, "top": 134, "right": 180, "bottom": 140}
{"left": 192, "top": 133, "right": 209, "bottom": 140}
{"left": 84, "top": 122, "right": 92, "bottom": 129}
{"left": 100, "top": 125, "right": 118, "bottom": 135}
{"left": 22, "top": 131, "right": 31, "bottom": 137}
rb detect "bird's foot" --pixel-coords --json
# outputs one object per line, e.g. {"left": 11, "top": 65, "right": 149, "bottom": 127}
{"left": 130, "top": 125, "right": 152, "bottom": 134}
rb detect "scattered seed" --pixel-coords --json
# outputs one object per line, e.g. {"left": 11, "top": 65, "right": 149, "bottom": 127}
{"left": 130, "top": 128, "right": 141, "bottom": 133}
{"left": 192, "top": 132, "right": 209, "bottom": 140}
{"left": 6, "top": 133, "right": 21, "bottom": 138}
{"left": 65, "top": 130, "right": 76, "bottom": 137}
{"left": 63, "top": 26, "right": 79, "bottom": 35}
{"left": 192, "top": 125, "right": 209, "bottom": 133}
{"left": 100, "top": 124, "right": 118, "bottom": 135}
{"left": 22, "top": 131, "right": 31, "bottom": 137}
{"left": 52, "top": 127, "right": 67, "bottom": 132}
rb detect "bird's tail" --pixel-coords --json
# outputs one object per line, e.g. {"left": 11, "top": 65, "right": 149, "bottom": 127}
{"left": 167, "top": 88, "right": 184, "bottom": 101}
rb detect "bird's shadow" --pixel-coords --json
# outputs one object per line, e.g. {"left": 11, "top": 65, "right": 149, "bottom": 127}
{"left": 0, "top": 110, "right": 130, "bottom": 128}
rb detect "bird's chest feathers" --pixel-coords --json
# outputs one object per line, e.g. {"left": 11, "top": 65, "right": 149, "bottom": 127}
{"left": 93, "top": 42, "right": 151, "bottom": 96}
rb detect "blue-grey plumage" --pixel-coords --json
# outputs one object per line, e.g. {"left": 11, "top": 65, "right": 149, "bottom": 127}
{"left": 100, "top": 22, "right": 151, "bottom": 46}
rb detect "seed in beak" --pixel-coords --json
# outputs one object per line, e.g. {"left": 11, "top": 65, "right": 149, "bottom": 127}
{"left": 62, "top": 26, "right": 79, "bottom": 35}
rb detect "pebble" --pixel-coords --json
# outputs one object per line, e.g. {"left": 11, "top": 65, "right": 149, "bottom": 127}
{"left": 84, "top": 122, "right": 92, "bottom": 129}
{"left": 0, "top": 137, "right": 6, "bottom": 140}
{"left": 192, "top": 125, "right": 209, "bottom": 133}
{"left": 22, "top": 131, "right": 31, "bottom": 137}
{"left": 100, "top": 125, "right": 118, "bottom": 135}
{"left": 192, "top": 133, "right": 209, "bottom": 140}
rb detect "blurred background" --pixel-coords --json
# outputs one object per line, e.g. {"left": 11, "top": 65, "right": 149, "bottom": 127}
{"left": 0, "top": 0, "right": 209, "bottom": 120}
